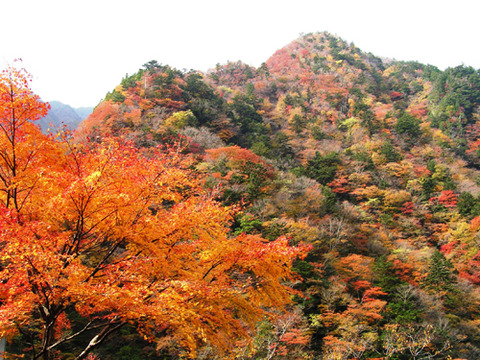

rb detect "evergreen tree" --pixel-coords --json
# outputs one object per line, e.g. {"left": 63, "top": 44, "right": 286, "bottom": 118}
{"left": 305, "top": 152, "right": 341, "bottom": 185}
{"left": 424, "top": 250, "right": 456, "bottom": 294}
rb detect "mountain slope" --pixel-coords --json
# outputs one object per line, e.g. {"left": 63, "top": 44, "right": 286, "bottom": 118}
{"left": 39, "top": 100, "right": 93, "bottom": 132}
{"left": 76, "top": 32, "right": 480, "bottom": 359}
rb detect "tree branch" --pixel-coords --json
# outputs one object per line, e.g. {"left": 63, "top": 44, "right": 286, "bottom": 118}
{"left": 74, "top": 319, "right": 125, "bottom": 360}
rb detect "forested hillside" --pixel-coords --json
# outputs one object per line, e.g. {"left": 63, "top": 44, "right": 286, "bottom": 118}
{"left": 3, "top": 32, "right": 480, "bottom": 359}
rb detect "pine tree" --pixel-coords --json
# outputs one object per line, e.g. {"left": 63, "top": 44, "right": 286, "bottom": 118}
{"left": 424, "top": 250, "right": 456, "bottom": 295}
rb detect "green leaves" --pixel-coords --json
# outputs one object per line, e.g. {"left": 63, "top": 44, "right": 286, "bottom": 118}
{"left": 395, "top": 112, "right": 421, "bottom": 139}
{"left": 305, "top": 151, "right": 341, "bottom": 185}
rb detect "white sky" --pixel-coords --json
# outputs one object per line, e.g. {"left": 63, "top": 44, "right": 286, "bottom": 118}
{"left": 1, "top": 0, "right": 479, "bottom": 108}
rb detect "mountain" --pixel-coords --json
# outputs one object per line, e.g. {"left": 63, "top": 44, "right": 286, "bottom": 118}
{"left": 39, "top": 100, "right": 93, "bottom": 132}
{"left": 75, "top": 32, "right": 480, "bottom": 359}
{"left": 73, "top": 106, "right": 94, "bottom": 120}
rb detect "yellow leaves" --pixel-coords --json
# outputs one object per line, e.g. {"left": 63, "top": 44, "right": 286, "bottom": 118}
{"left": 371, "top": 151, "right": 387, "bottom": 166}
{"left": 114, "top": 84, "right": 126, "bottom": 96}
{"left": 164, "top": 110, "right": 197, "bottom": 129}
{"left": 432, "top": 128, "right": 454, "bottom": 148}
{"left": 383, "top": 160, "right": 414, "bottom": 180}
{"left": 363, "top": 95, "right": 375, "bottom": 106}
{"left": 84, "top": 170, "right": 102, "bottom": 186}
{"left": 383, "top": 189, "right": 412, "bottom": 211}
{"left": 348, "top": 171, "right": 372, "bottom": 186}
{"left": 341, "top": 117, "right": 359, "bottom": 130}
{"left": 287, "top": 106, "right": 303, "bottom": 122}
{"left": 383, "top": 65, "right": 397, "bottom": 77}
{"left": 351, "top": 185, "right": 383, "bottom": 201}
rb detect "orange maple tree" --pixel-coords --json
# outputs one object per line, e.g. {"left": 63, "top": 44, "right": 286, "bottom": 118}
{"left": 0, "top": 67, "right": 307, "bottom": 360}
{"left": 0, "top": 65, "right": 52, "bottom": 212}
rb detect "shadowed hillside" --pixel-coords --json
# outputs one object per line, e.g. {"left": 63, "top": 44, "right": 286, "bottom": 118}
{"left": 39, "top": 100, "right": 93, "bottom": 132}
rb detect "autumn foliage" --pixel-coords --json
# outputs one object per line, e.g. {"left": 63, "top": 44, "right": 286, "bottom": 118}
{"left": 0, "top": 67, "right": 306, "bottom": 359}
{"left": 4, "top": 30, "right": 480, "bottom": 359}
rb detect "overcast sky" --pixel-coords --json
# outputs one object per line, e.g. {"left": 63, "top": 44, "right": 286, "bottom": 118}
{"left": 1, "top": 0, "right": 479, "bottom": 108}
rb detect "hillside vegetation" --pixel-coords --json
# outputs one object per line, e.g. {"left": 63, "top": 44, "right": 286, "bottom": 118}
{"left": 4, "top": 32, "right": 480, "bottom": 359}
{"left": 78, "top": 32, "right": 480, "bottom": 359}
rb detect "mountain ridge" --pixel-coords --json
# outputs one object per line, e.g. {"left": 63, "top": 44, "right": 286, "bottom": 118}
{"left": 40, "top": 100, "right": 93, "bottom": 132}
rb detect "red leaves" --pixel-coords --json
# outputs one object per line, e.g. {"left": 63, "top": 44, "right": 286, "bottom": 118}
{"left": 362, "top": 286, "right": 387, "bottom": 302}
{"left": 389, "top": 91, "right": 403, "bottom": 101}
{"left": 401, "top": 201, "right": 414, "bottom": 214}
{"left": 438, "top": 190, "right": 457, "bottom": 208}
{"left": 328, "top": 177, "right": 350, "bottom": 194}
{"left": 430, "top": 190, "right": 458, "bottom": 209}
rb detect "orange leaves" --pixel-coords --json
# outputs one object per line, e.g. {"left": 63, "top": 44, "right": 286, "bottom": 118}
{"left": 351, "top": 185, "right": 383, "bottom": 201}
{"left": 279, "top": 328, "right": 310, "bottom": 346}
{"left": 0, "top": 66, "right": 58, "bottom": 213}
{"left": 470, "top": 216, "right": 480, "bottom": 232}
{"left": 322, "top": 254, "right": 388, "bottom": 326}
{"left": 0, "top": 65, "right": 49, "bottom": 127}
{"left": 391, "top": 258, "right": 421, "bottom": 286}
{"left": 206, "top": 145, "right": 274, "bottom": 176}
{"left": 344, "top": 298, "right": 387, "bottom": 323}
{"left": 0, "top": 71, "right": 304, "bottom": 357}
{"left": 362, "top": 286, "right": 388, "bottom": 301}
{"left": 335, "top": 254, "right": 374, "bottom": 283}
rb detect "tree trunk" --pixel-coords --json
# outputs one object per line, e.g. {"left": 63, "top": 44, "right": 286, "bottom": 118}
{"left": 0, "top": 338, "right": 6, "bottom": 360}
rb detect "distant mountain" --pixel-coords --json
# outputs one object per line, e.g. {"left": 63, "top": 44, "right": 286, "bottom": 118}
{"left": 39, "top": 101, "right": 93, "bottom": 132}
{"left": 73, "top": 106, "right": 94, "bottom": 120}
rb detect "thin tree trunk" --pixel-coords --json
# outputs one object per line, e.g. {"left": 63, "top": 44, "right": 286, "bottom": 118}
{"left": 0, "top": 338, "right": 6, "bottom": 360}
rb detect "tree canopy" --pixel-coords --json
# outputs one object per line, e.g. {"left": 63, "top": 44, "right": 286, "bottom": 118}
{"left": 0, "top": 66, "right": 306, "bottom": 360}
